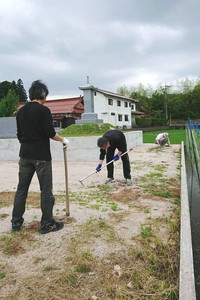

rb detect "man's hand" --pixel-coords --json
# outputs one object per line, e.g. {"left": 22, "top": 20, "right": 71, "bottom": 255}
{"left": 63, "top": 138, "right": 69, "bottom": 148}
{"left": 113, "top": 154, "right": 119, "bottom": 161}
{"left": 96, "top": 164, "right": 102, "bottom": 172}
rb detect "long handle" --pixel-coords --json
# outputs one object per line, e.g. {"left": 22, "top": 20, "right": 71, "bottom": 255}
{"left": 63, "top": 147, "right": 70, "bottom": 216}
{"left": 79, "top": 148, "right": 133, "bottom": 185}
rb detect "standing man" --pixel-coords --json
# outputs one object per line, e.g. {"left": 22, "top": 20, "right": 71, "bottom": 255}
{"left": 96, "top": 130, "right": 132, "bottom": 185}
{"left": 11, "top": 80, "right": 69, "bottom": 234}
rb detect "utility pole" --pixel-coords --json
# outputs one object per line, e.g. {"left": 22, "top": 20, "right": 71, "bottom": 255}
{"left": 164, "top": 84, "right": 170, "bottom": 120}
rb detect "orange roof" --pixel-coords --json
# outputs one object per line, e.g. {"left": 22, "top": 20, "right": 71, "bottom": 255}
{"left": 18, "top": 96, "right": 84, "bottom": 114}
{"left": 44, "top": 96, "right": 84, "bottom": 114}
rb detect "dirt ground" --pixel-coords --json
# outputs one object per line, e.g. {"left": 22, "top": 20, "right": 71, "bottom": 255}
{"left": 0, "top": 143, "right": 180, "bottom": 194}
{"left": 0, "top": 143, "right": 180, "bottom": 299}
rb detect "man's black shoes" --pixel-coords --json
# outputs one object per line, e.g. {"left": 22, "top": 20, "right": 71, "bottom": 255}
{"left": 40, "top": 221, "right": 64, "bottom": 234}
{"left": 12, "top": 224, "right": 21, "bottom": 232}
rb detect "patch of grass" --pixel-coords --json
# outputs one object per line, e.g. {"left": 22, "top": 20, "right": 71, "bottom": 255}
{"left": 139, "top": 172, "right": 164, "bottom": 185}
{"left": 82, "top": 250, "right": 94, "bottom": 261}
{"left": 154, "top": 164, "right": 167, "bottom": 172}
{"left": 0, "top": 232, "right": 36, "bottom": 256}
{"left": 138, "top": 171, "right": 180, "bottom": 203}
{"left": 75, "top": 263, "right": 91, "bottom": 273}
{"left": 143, "top": 129, "right": 186, "bottom": 144}
{"left": 153, "top": 190, "right": 173, "bottom": 198}
{"left": 66, "top": 272, "right": 79, "bottom": 287}
{"left": 67, "top": 217, "right": 120, "bottom": 249}
{"left": 60, "top": 123, "right": 115, "bottom": 137}
{"left": 141, "top": 224, "right": 153, "bottom": 239}
{"left": 58, "top": 184, "right": 120, "bottom": 212}
{"left": 0, "top": 272, "right": 6, "bottom": 279}
{"left": 43, "top": 265, "right": 58, "bottom": 272}
{"left": 109, "top": 202, "right": 119, "bottom": 211}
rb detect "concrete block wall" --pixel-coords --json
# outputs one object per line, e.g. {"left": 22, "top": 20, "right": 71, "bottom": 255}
{"left": 0, "top": 131, "right": 143, "bottom": 161}
{"left": 0, "top": 117, "right": 17, "bottom": 138}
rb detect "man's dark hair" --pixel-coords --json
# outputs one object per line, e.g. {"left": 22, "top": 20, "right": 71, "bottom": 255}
{"left": 29, "top": 80, "right": 49, "bottom": 101}
{"left": 97, "top": 137, "right": 108, "bottom": 147}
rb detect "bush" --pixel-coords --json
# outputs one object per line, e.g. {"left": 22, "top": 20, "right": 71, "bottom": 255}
{"left": 136, "top": 118, "right": 152, "bottom": 127}
{"left": 136, "top": 117, "right": 168, "bottom": 127}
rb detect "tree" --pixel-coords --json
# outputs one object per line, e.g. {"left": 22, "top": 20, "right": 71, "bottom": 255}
{"left": 0, "top": 90, "right": 19, "bottom": 117}
{"left": 117, "top": 77, "right": 200, "bottom": 121}
{"left": 16, "top": 79, "right": 27, "bottom": 102}
{"left": 149, "top": 91, "right": 165, "bottom": 117}
{"left": 0, "top": 81, "right": 13, "bottom": 100}
{"left": 0, "top": 79, "right": 27, "bottom": 102}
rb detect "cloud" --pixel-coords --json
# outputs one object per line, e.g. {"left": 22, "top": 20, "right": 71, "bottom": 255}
{"left": 0, "top": 0, "right": 199, "bottom": 97}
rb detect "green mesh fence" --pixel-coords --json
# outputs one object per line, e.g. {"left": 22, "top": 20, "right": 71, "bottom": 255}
{"left": 186, "top": 120, "right": 200, "bottom": 184}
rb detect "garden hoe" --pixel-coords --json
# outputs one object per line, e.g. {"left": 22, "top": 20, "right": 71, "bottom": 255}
{"left": 79, "top": 148, "right": 133, "bottom": 186}
{"left": 63, "top": 145, "right": 70, "bottom": 216}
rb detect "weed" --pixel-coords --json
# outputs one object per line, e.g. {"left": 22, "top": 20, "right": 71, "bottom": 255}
{"left": 141, "top": 224, "right": 153, "bottom": 239}
{"left": 153, "top": 190, "right": 173, "bottom": 198}
{"left": 66, "top": 272, "right": 78, "bottom": 286}
{"left": 75, "top": 263, "right": 91, "bottom": 273}
{"left": 154, "top": 165, "right": 167, "bottom": 172}
{"left": 0, "top": 232, "right": 36, "bottom": 256}
{"left": 43, "top": 265, "right": 57, "bottom": 272}
{"left": 0, "top": 272, "right": 6, "bottom": 279}
{"left": 82, "top": 250, "right": 94, "bottom": 261}
{"left": 109, "top": 202, "right": 119, "bottom": 211}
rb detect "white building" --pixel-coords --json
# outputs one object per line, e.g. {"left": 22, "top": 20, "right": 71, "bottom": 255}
{"left": 76, "top": 84, "right": 140, "bottom": 129}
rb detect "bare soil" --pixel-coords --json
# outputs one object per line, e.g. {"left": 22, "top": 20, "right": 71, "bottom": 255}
{"left": 0, "top": 144, "right": 180, "bottom": 299}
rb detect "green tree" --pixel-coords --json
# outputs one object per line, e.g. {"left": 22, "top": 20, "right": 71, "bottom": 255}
{"left": 0, "top": 79, "right": 27, "bottom": 102}
{"left": 0, "top": 90, "right": 19, "bottom": 117}
{"left": 117, "top": 78, "right": 200, "bottom": 121}
{"left": 149, "top": 91, "right": 165, "bottom": 117}
{"left": 0, "top": 81, "right": 13, "bottom": 99}
{"left": 16, "top": 79, "right": 27, "bottom": 102}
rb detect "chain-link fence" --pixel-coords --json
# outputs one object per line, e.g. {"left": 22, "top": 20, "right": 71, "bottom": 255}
{"left": 186, "top": 120, "right": 200, "bottom": 183}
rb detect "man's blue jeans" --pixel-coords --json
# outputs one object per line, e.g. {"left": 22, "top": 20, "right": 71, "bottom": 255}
{"left": 11, "top": 158, "right": 55, "bottom": 227}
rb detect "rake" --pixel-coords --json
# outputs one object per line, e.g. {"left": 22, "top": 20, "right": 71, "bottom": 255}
{"left": 79, "top": 148, "right": 133, "bottom": 186}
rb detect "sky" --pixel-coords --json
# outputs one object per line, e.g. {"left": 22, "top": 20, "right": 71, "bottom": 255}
{"left": 0, "top": 0, "right": 199, "bottom": 98}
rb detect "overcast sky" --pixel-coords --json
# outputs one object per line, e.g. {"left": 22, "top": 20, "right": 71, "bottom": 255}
{"left": 0, "top": 0, "right": 199, "bottom": 98}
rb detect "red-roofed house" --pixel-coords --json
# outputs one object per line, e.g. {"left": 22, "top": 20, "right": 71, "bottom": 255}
{"left": 44, "top": 96, "right": 84, "bottom": 128}
{"left": 18, "top": 96, "right": 84, "bottom": 129}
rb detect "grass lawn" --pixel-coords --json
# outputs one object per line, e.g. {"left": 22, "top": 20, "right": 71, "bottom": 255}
{"left": 143, "top": 129, "right": 186, "bottom": 144}
{"left": 60, "top": 123, "right": 186, "bottom": 145}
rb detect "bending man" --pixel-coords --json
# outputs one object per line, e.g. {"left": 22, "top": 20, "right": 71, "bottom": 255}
{"left": 155, "top": 132, "right": 170, "bottom": 147}
{"left": 96, "top": 130, "right": 132, "bottom": 185}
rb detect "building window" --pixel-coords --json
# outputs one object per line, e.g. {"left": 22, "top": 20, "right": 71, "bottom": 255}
{"left": 118, "top": 114, "right": 122, "bottom": 121}
{"left": 53, "top": 120, "right": 58, "bottom": 127}
{"left": 108, "top": 98, "right": 113, "bottom": 105}
{"left": 124, "top": 102, "right": 128, "bottom": 107}
{"left": 111, "top": 112, "right": 115, "bottom": 116}
{"left": 125, "top": 115, "right": 129, "bottom": 121}
{"left": 117, "top": 100, "right": 121, "bottom": 106}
